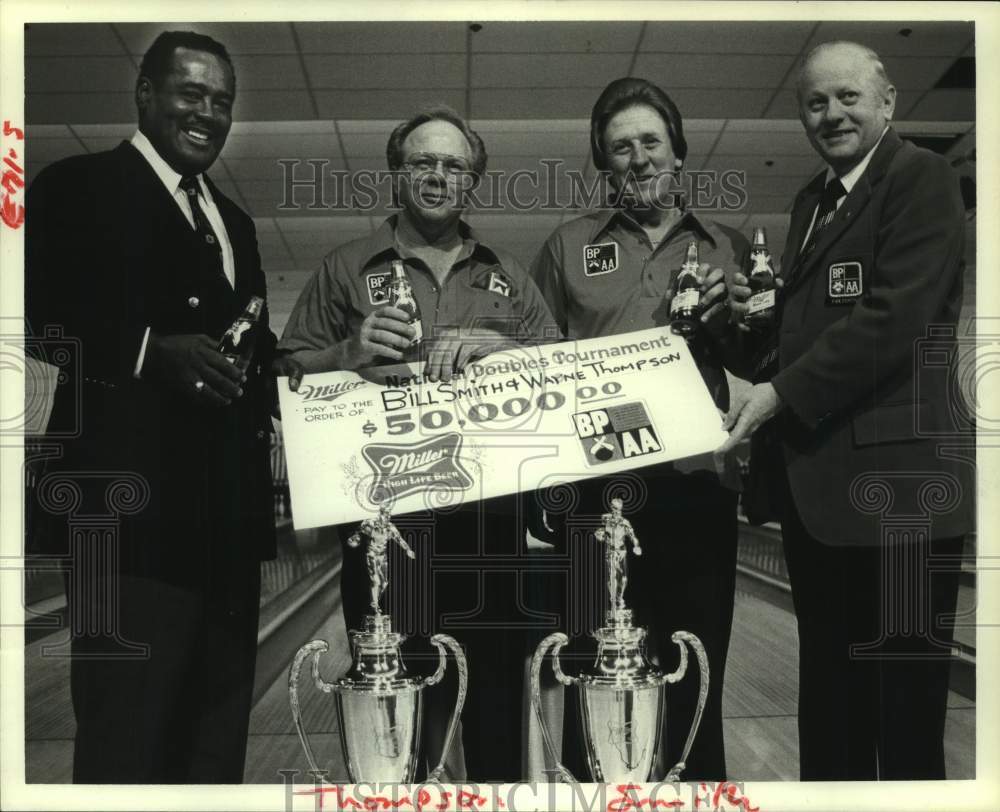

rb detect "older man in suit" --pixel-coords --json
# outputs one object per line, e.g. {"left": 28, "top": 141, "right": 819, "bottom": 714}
{"left": 26, "top": 30, "right": 298, "bottom": 783}
{"left": 722, "top": 41, "right": 974, "bottom": 780}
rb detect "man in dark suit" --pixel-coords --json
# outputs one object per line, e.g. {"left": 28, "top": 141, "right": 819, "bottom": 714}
{"left": 722, "top": 41, "right": 974, "bottom": 780}
{"left": 26, "top": 31, "right": 297, "bottom": 783}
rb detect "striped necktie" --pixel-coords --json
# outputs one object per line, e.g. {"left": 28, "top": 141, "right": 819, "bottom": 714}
{"left": 179, "top": 175, "right": 223, "bottom": 274}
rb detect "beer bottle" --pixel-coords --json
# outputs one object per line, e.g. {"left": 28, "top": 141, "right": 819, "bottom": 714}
{"left": 389, "top": 260, "right": 423, "bottom": 346}
{"left": 669, "top": 241, "right": 702, "bottom": 336}
{"left": 745, "top": 226, "right": 777, "bottom": 329}
{"left": 218, "top": 295, "right": 264, "bottom": 372}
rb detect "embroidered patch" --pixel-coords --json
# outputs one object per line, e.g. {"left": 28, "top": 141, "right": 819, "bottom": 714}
{"left": 583, "top": 242, "right": 619, "bottom": 276}
{"left": 828, "top": 261, "right": 863, "bottom": 299}
{"left": 366, "top": 271, "right": 392, "bottom": 305}
{"left": 488, "top": 271, "right": 512, "bottom": 297}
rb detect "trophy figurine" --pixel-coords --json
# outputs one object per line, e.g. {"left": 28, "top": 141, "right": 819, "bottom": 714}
{"left": 530, "top": 498, "right": 709, "bottom": 783}
{"left": 289, "top": 505, "right": 467, "bottom": 782}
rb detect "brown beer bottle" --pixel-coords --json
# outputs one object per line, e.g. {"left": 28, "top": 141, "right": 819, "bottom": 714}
{"left": 745, "top": 226, "right": 776, "bottom": 329}
{"left": 388, "top": 260, "right": 423, "bottom": 346}
{"left": 669, "top": 241, "right": 702, "bottom": 336}
{"left": 218, "top": 295, "right": 264, "bottom": 372}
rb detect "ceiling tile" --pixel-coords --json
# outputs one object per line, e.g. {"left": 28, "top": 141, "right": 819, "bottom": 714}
{"left": 221, "top": 132, "right": 338, "bottom": 160}
{"left": 469, "top": 22, "right": 642, "bottom": 53}
{"left": 25, "top": 23, "right": 126, "bottom": 56}
{"left": 652, "top": 88, "right": 773, "bottom": 120}
{"left": 902, "top": 90, "right": 976, "bottom": 121}
{"left": 24, "top": 123, "right": 73, "bottom": 139}
{"left": 712, "top": 127, "right": 818, "bottom": 157}
{"left": 233, "top": 90, "right": 317, "bottom": 121}
{"left": 294, "top": 22, "right": 467, "bottom": 54}
{"left": 471, "top": 54, "right": 632, "bottom": 88}
{"left": 26, "top": 56, "right": 136, "bottom": 93}
{"left": 305, "top": 54, "right": 465, "bottom": 90}
{"left": 807, "top": 21, "right": 973, "bottom": 57}
{"left": 116, "top": 22, "right": 297, "bottom": 55}
{"left": 777, "top": 55, "right": 956, "bottom": 92}
{"left": 26, "top": 92, "right": 134, "bottom": 125}
{"left": 315, "top": 89, "right": 467, "bottom": 120}
{"left": 632, "top": 54, "right": 796, "bottom": 89}
{"left": 222, "top": 156, "right": 346, "bottom": 183}
{"left": 699, "top": 153, "right": 822, "bottom": 176}
{"left": 472, "top": 88, "right": 614, "bottom": 119}
{"left": 641, "top": 21, "right": 816, "bottom": 55}
{"left": 230, "top": 55, "right": 307, "bottom": 90}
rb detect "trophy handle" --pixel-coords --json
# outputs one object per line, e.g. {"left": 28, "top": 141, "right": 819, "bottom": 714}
{"left": 423, "top": 633, "right": 467, "bottom": 784}
{"left": 662, "top": 630, "right": 710, "bottom": 782}
{"left": 530, "top": 632, "right": 577, "bottom": 784}
{"left": 288, "top": 639, "right": 337, "bottom": 774}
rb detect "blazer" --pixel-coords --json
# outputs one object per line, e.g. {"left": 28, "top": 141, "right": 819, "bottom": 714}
{"left": 26, "top": 141, "right": 277, "bottom": 569}
{"left": 748, "top": 128, "right": 974, "bottom": 545}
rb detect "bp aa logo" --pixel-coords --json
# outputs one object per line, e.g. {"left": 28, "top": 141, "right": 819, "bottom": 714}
{"left": 583, "top": 242, "right": 619, "bottom": 277}
{"left": 827, "top": 261, "right": 863, "bottom": 301}
{"left": 366, "top": 271, "right": 391, "bottom": 305}
{"left": 573, "top": 400, "right": 662, "bottom": 465}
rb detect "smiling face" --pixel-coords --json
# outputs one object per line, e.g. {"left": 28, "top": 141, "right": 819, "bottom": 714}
{"left": 398, "top": 119, "right": 474, "bottom": 230}
{"left": 136, "top": 46, "right": 234, "bottom": 176}
{"left": 798, "top": 44, "right": 896, "bottom": 175}
{"left": 602, "top": 103, "right": 680, "bottom": 210}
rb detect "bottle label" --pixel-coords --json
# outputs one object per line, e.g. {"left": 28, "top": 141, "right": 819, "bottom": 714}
{"left": 747, "top": 289, "right": 776, "bottom": 315}
{"left": 409, "top": 319, "right": 423, "bottom": 345}
{"left": 670, "top": 289, "right": 700, "bottom": 315}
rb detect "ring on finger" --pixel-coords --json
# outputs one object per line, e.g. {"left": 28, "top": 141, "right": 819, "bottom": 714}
{"left": 194, "top": 380, "right": 205, "bottom": 392}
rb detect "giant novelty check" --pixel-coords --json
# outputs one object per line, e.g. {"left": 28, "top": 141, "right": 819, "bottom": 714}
{"left": 278, "top": 326, "right": 729, "bottom": 529}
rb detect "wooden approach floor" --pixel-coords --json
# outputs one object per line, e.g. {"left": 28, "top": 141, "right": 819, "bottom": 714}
{"left": 24, "top": 576, "right": 975, "bottom": 784}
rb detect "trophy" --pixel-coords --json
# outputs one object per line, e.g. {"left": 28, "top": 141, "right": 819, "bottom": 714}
{"left": 530, "top": 497, "right": 709, "bottom": 783}
{"left": 289, "top": 505, "right": 467, "bottom": 782}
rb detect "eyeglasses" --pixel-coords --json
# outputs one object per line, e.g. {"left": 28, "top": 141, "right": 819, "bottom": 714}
{"left": 402, "top": 153, "right": 473, "bottom": 177}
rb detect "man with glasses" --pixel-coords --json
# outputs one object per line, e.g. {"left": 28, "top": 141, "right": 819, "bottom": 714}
{"left": 277, "top": 106, "right": 557, "bottom": 780}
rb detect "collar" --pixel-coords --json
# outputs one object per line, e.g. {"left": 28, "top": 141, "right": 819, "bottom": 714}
{"left": 825, "top": 125, "right": 890, "bottom": 194}
{"left": 131, "top": 129, "right": 213, "bottom": 203}
{"left": 359, "top": 215, "right": 502, "bottom": 271}
{"left": 588, "top": 205, "right": 718, "bottom": 249}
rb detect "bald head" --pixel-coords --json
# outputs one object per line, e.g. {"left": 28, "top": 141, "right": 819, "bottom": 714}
{"left": 796, "top": 41, "right": 897, "bottom": 175}
{"left": 797, "top": 41, "right": 893, "bottom": 100}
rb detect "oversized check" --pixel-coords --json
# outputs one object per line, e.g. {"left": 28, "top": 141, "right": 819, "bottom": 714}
{"left": 278, "top": 326, "right": 729, "bottom": 529}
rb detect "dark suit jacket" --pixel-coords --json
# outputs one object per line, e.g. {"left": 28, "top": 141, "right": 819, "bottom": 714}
{"left": 749, "top": 128, "right": 974, "bottom": 545}
{"left": 26, "top": 141, "right": 277, "bottom": 573}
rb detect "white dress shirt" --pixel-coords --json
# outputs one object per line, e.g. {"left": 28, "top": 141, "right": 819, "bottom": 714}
{"left": 130, "top": 129, "right": 235, "bottom": 375}
{"left": 800, "top": 125, "right": 890, "bottom": 251}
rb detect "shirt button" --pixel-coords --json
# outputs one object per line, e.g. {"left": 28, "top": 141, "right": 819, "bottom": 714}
{"left": 205, "top": 234, "right": 216, "bottom": 245}
{"left": 188, "top": 296, "right": 200, "bottom": 308}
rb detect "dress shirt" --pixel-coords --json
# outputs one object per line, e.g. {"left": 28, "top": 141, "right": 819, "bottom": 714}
{"left": 130, "top": 129, "right": 235, "bottom": 375}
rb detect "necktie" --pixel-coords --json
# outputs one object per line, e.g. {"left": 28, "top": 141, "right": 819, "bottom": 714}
{"left": 179, "top": 175, "right": 223, "bottom": 274}
{"left": 800, "top": 176, "right": 847, "bottom": 260}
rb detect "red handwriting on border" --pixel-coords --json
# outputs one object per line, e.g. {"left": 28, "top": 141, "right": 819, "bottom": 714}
{"left": 291, "top": 786, "right": 504, "bottom": 812}
{"left": 607, "top": 784, "right": 684, "bottom": 812}
{"left": 693, "top": 782, "right": 760, "bottom": 812}
{"left": 1, "top": 121, "right": 24, "bottom": 230}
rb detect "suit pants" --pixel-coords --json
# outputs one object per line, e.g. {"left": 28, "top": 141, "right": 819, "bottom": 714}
{"left": 778, "top": 468, "right": 963, "bottom": 780}
{"left": 64, "top": 535, "right": 262, "bottom": 783}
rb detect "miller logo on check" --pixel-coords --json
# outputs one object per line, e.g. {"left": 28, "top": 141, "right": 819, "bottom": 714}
{"left": 361, "top": 432, "right": 474, "bottom": 503}
{"left": 572, "top": 401, "right": 662, "bottom": 465}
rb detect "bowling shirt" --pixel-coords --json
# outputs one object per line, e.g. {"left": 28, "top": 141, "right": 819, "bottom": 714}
{"left": 279, "top": 216, "right": 558, "bottom": 358}
{"left": 531, "top": 207, "right": 750, "bottom": 486}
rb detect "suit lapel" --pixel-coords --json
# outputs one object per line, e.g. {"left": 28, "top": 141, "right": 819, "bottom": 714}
{"left": 783, "top": 128, "right": 905, "bottom": 295}
{"left": 781, "top": 173, "right": 824, "bottom": 281}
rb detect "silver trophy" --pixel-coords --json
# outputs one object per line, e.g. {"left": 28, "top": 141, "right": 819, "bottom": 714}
{"left": 289, "top": 505, "right": 467, "bottom": 782}
{"left": 530, "top": 497, "right": 709, "bottom": 783}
